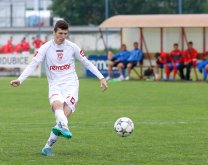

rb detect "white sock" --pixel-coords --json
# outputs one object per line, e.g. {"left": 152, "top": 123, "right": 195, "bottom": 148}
{"left": 44, "top": 131, "right": 59, "bottom": 148}
{"left": 55, "top": 109, "right": 68, "bottom": 125}
{"left": 163, "top": 74, "right": 166, "bottom": 79}
{"left": 155, "top": 73, "right": 159, "bottom": 79}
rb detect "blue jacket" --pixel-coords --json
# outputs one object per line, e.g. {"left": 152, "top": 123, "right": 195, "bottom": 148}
{"left": 127, "top": 48, "right": 143, "bottom": 62}
{"left": 113, "top": 50, "right": 130, "bottom": 62}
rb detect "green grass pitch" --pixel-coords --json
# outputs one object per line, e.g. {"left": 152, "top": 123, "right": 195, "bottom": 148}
{"left": 0, "top": 77, "right": 208, "bottom": 165}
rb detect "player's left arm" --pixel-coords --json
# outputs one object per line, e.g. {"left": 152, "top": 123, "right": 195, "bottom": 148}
{"left": 100, "top": 78, "right": 108, "bottom": 91}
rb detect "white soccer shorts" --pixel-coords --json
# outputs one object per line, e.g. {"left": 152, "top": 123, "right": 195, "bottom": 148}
{"left": 49, "top": 80, "right": 79, "bottom": 113}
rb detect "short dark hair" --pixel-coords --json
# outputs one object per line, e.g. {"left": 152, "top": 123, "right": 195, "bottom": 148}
{"left": 54, "top": 20, "right": 69, "bottom": 32}
{"left": 188, "top": 41, "right": 193, "bottom": 45}
{"left": 155, "top": 52, "right": 160, "bottom": 58}
{"left": 173, "top": 43, "right": 178, "bottom": 46}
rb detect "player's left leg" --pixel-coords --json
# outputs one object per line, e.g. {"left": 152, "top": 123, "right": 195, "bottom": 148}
{"left": 185, "top": 63, "right": 192, "bottom": 80}
{"left": 203, "top": 64, "right": 208, "bottom": 80}
{"left": 53, "top": 81, "right": 79, "bottom": 138}
{"left": 165, "top": 64, "right": 171, "bottom": 80}
{"left": 117, "top": 62, "right": 125, "bottom": 80}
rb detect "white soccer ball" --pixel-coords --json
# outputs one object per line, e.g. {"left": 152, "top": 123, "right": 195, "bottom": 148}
{"left": 114, "top": 117, "right": 134, "bottom": 137}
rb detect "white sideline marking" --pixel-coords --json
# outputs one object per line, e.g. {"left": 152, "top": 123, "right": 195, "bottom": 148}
{"left": 136, "top": 121, "right": 199, "bottom": 125}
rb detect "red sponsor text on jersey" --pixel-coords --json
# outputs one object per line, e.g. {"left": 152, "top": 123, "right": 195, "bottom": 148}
{"left": 50, "top": 64, "right": 71, "bottom": 70}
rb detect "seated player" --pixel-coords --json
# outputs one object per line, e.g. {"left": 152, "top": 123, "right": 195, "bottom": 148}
{"left": 106, "top": 44, "right": 130, "bottom": 80}
{"left": 154, "top": 52, "right": 171, "bottom": 81}
{"left": 166, "top": 43, "right": 183, "bottom": 80}
{"left": 197, "top": 51, "right": 208, "bottom": 80}
{"left": 178, "top": 41, "right": 198, "bottom": 80}
{"left": 117, "top": 42, "right": 142, "bottom": 80}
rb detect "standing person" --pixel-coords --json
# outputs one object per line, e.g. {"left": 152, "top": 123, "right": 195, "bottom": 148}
{"left": 32, "top": 35, "right": 43, "bottom": 52}
{"left": 178, "top": 41, "right": 198, "bottom": 80}
{"left": 21, "top": 37, "right": 30, "bottom": 54}
{"left": 10, "top": 20, "right": 108, "bottom": 156}
{"left": 7, "top": 36, "right": 14, "bottom": 53}
{"left": 1, "top": 36, "right": 14, "bottom": 53}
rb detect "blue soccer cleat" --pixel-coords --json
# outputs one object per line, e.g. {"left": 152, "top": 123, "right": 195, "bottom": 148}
{"left": 41, "top": 147, "right": 54, "bottom": 156}
{"left": 52, "top": 122, "right": 72, "bottom": 139}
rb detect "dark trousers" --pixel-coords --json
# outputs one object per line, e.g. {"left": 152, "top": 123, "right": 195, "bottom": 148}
{"left": 178, "top": 63, "right": 192, "bottom": 80}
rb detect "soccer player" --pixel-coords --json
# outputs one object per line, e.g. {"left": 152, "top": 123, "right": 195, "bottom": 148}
{"left": 32, "top": 35, "right": 43, "bottom": 52}
{"left": 167, "top": 43, "right": 183, "bottom": 80}
{"left": 197, "top": 51, "right": 208, "bottom": 80}
{"left": 179, "top": 41, "right": 198, "bottom": 80}
{"left": 106, "top": 44, "right": 130, "bottom": 80}
{"left": 10, "top": 20, "right": 108, "bottom": 156}
{"left": 154, "top": 52, "right": 171, "bottom": 80}
{"left": 21, "top": 37, "right": 30, "bottom": 54}
{"left": 117, "top": 42, "right": 142, "bottom": 80}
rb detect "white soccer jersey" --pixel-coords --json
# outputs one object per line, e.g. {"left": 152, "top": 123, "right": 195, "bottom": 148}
{"left": 18, "top": 39, "right": 104, "bottom": 86}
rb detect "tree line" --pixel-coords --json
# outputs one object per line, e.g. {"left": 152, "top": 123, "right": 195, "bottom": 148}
{"left": 50, "top": 0, "right": 208, "bottom": 25}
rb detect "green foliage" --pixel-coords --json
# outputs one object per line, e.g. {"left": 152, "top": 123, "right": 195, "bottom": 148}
{"left": 1, "top": 77, "right": 208, "bottom": 164}
{"left": 50, "top": 0, "right": 208, "bottom": 25}
{"left": 51, "top": 0, "right": 105, "bottom": 25}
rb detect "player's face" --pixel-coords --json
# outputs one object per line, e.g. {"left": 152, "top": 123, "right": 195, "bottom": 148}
{"left": 188, "top": 43, "right": 193, "bottom": 49}
{"left": 134, "top": 43, "right": 138, "bottom": 48}
{"left": 174, "top": 45, "right": 178, "bottom": 50}
{"left": 54, "top": 28, "right": 68, "bottom": 45}
{"left": 120, "top": 44, "right": 126, "bottom": 51}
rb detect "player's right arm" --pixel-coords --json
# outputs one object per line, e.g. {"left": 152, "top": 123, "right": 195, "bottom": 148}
{"left": 10, "top": 43, "right": 48, "bottom": 87}
{"left": 10, "top": 79, "right": 20, "bottom": 87}
{"left": 10, "top": 60, "right": 40, "bottom": 87}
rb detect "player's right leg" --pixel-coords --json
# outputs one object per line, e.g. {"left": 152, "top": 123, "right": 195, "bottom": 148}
{"left": 106, "top": 61, "right": 114, "bottom": 80}
{"left": 154, "top": 64, "right": 160, "bottom": 80}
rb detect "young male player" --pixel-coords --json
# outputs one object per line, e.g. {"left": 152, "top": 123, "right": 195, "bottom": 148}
{"left": 178, "top": 41, "right": 198, "bottom": 80}
{"left": 154, "top": 52, "right": 171, "bottom": 80}
{"left": 10, "top": 20, "right": 108, "bottom": 156}
{"left": 166, "top": 43, "right": 183, "bottom": 80}
{"left": 197, "top": 51, "right": 208, "bottom": 80}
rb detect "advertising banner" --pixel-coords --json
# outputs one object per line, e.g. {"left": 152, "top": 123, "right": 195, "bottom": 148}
{"left": 85, "top": 55, "right": 120, "bottom": 78}
{"left": 0, "top": 53, "right": 41, "bottom": 77}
